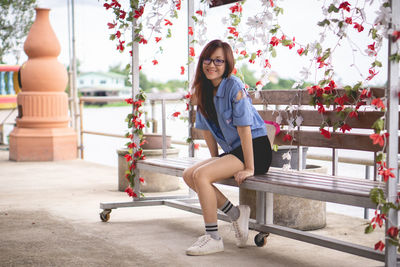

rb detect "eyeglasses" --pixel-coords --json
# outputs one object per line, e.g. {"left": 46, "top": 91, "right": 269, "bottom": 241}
{"left": 203, "top": 58, "right": 225, "bottom": 66}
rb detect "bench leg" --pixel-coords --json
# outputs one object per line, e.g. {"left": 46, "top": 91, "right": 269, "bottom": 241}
{"left": 254, "top": 191, "right": 273, "bottom": 247}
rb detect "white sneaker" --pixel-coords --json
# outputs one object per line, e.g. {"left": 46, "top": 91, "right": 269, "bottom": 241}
{"left": 186, "top": 235, "right": 224, "bottom": 256}
{"left": 232, "top": 205, "right": 250, "bottom": 247}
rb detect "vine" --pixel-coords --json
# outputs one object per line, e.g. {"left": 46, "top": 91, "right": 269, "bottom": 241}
{"left": 103, "top": 0, "right": 399, "bottom": 251}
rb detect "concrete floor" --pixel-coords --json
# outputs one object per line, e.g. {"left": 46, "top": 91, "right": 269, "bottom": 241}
{"left": 0, "top": 147, "right": 386, "bottom": 267}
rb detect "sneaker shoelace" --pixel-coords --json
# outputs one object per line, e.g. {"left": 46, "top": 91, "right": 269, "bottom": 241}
{"left": 192, "top": 235, "right": 211, "bottom": 248}
{"left": 232, "top": 220, "right": 243, "bottom": 239}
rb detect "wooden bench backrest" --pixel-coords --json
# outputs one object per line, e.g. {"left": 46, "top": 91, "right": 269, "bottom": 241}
{"left": 191, "top": 88, "right": 400, "bottom": 152}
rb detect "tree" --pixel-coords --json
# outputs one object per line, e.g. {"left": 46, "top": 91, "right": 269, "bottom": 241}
{"left": 0, "top": 0, "right": 36, "bottom": 64}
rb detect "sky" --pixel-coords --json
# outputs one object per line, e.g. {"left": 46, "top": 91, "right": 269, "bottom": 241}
{"left": 5, "top": 0, "right": 389, "bottom": 86}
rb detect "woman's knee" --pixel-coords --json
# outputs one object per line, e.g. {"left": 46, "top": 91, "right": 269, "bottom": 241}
{"left": 192, "top": 168, "right": 210, "bottom": 187}
{"left": 182, "top": 168, "right": 195, "bottom": 186}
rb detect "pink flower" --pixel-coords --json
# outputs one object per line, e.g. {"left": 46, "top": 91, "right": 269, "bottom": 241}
{"left": 297, "top": 48, "right": 304, "bottom": 55}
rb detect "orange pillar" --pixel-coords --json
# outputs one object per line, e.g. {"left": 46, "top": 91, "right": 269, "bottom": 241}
{"left": 9, "top": 8, "right": 77, "bottom": 161}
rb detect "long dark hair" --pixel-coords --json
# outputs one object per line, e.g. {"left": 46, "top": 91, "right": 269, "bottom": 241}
{"left": 192, "top": 40, "right": 235, "bottom": 122}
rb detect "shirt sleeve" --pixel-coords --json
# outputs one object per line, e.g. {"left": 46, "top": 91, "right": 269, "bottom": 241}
{"left": 231, "top": 86, "right": 254, "bottom": 126}
{"left": 195, "top": 109, "right": 209, "bottom": 130}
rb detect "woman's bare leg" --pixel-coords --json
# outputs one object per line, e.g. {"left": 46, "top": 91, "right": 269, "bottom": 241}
{"left": 191, "top": 155, "right": 244, "bottom": 223}
{"left": 182, "top": 157, "right": 234, "bottom": 208}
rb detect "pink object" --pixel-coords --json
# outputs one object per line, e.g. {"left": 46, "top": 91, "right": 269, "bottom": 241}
{"left": 264, "top": 120, "right": 280, "bottom": 136}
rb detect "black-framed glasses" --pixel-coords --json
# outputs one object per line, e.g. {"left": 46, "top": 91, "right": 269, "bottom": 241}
{"left": 203, "top": 58, "right": 225, "bottom": 66}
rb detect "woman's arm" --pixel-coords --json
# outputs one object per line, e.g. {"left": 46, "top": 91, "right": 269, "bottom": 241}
{"left": 201, "top": 129, "right": 219, "bottom": 157}
{"left": 235, "top": 125, "right": 254, "bottom": 185}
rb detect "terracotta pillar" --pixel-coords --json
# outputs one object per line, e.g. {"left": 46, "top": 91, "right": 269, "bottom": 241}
{"left": 9, "top": 8, "right": 77, "bottom": 161}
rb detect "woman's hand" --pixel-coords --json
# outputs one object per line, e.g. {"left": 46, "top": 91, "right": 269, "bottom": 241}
{"left": 234, "top": 168, "right": 254, "bottom": 186}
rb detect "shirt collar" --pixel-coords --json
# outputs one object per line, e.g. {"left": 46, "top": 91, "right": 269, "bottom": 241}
{"left": 215, "top": 77, "right": 228, "bottom": 98}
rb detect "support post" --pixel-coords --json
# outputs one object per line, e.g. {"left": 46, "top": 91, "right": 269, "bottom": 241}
{"left": 385, "top": 1, "right": 399, "bottom": 265}
{"left": 187, "top": 0, "right": 195, "bottom": 158}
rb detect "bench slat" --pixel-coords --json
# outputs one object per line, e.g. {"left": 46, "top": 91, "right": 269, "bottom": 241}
{"left": 137, "top": 158, "right": 390, "bottom": 202}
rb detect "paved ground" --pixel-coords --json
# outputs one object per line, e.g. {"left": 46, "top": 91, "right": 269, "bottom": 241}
{"left": 0, "top": 147, "right": 386, "bottom": 267}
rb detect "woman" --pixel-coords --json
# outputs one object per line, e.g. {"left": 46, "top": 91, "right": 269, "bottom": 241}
{"left": 183, "top": 39, "right": 272, "bottom": 256}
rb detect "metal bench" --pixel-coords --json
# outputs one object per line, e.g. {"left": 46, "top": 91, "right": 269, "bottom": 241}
{"left": 100, "top": 88, "right": 399, "bottom": 263}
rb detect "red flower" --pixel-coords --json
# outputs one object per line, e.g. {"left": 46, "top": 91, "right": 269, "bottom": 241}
{"left": 152, "top": 60, "right": 158, "bottom": 65}
{"left": 188, "top": 27, "right": 193, "bottom": 36}
{"left": 184, "top": 93, "right": 191, "bottom": 99}
{"left": 317, "top": 103, "right": 326, "bottom": 114}
{"left": 371, "top": 98, "right": 385, "bottom": 110}
{"left": 387, "top": 227, "right": 399, "bottom": 238}
{"left": 180, "top": 66, "right": 185, "bottom": 75}
{"left": 392, "top": 30, "right": 400, "bottom": 42}
{"left": 117, "top": 40, "right": 125, "bottom": 52}
{"left": 124, "top": 154, "right": 132, "bottom": 162}
{"left": 367, "top": 68, "right": 379, "bottom": 81}
{"left": 378, "top": 162, "right": 395, "bottom": 182}
{"left": 107, "top": 22, "right": 117, "bottom": 29}
{"left": 194, "top": 143, "right": 200, "bottom": 150}
{"left": 139, "top": 177, "right": 145, "bottom": 183}
{"left": 270, "top": 36, "right": 280, "bottom": 47}
{"left": 104, "top": 3, "right": 112, "bottom": 10}
{"left": 227, "top": 27, "right": 239, "bottom": 37}
{"left": 369, "top": 132, "right": 389, "bottom": 147}
{"left": 134, "top": 6, "right": 144, "bottom": 19}
{"left": 345, "top": 17, "right": 352, "bottom": 24}
{"left": 155, "top": 37, "right": 162, "bottom": 43}
{"left": 172, "top": 111, "right": 181, "bottom": 117}
{"left": 256, "top": 50, "right": 262, "bottom": 57}
{"left": 317, "top": 57, "right": 327, "bottom": 68}
{"left": 240, "top": 50, "right": 247, "bottom": 56}
{"left": 353, "top": 23, "right": 364, "bottom": 32}
{"left": 139, "top": 65, "right": 142, "bottom": 71}
{"left": 340, "top": 123, "right": 352, "bottom": 133}
{"left": 339, "top": 2, "right": 351, "bottom": 12}
{"left": 283, "top": 134, "right": 293, "bottom": 142}
{"left": 264, "top": 59, "right": 271, "bottom": 68}
{"left": 119, "top": 10, "right": 126, "bottom": 19}
{"left": 115, "top": 31, "right": 121, "bottom": 39}
{"left": 175, "top": 0, "right": 181, "bottom": 10}
{"left": 139, "top": 37, "right": 147, "bottom": 44}
{"left": 349, "top": 111, "right": 358, "bottom": 118}
{"left": 164, "top": 19, "right": 173, "bottom": 26}
{"left": 256, "top": 81, "right": 263, "bottom": 87}
{"left": 334, "top": 94, "right": 349, "bottom": 106}
{"left": 196, "top": 10, "right": 203, "bottom": 16}
{"left": 189, "top": 47, "right": 195, "bottom": 57}
{"left": 297, "top": 48, "right": 304, "bottom": 55}
{"left": 125, "top": 187, "right": 137, "bottom": 198}
{"left": 232, "top": 68, "right": 237, "bottom": 75}
{"left": 320, "top": 128, "right": 331, "bottom": 139}
{"left": 229, "top": 3, "right": 242, "bottom": 13}
{"left": 374, "top": 241, "right": 385, "bottom": 251}
{"left": 125, "top": 98, "right": 133, "bottom": 104}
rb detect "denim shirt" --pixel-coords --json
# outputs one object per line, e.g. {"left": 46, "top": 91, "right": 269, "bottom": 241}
{"left": 195, "top": 75, "right": 267, "bottom": 153}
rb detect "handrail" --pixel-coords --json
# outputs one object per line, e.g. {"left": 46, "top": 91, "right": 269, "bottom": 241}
{"left": 78, "top": 93, "right": 185, "bottom": 158}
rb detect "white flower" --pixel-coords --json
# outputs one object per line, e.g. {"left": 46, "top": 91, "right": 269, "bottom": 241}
{"left": 275, "top": 114, "right": 282, "bottom": 125}
{"left": 295, "top": 116, "right": 304, "bottom": 127}
{"left": 300, "top": 67, "right": 311, "bottom": 80}
{"left": 282, "top": 164, "right": 291, "bottom": 171}
{"left": 375, "top": 6, "right": 391, "bottom": 26}
{"left": 221, "top": 17, "right": 229, "bottom": 25}
{"left": 261, "top": 0, "right": 274, "bottom": 7}
{"left": 282, "top": 152, "right": 291, "bottom": 161}
{"left": 246, "top": 17, "right": 264, "bottom": 28}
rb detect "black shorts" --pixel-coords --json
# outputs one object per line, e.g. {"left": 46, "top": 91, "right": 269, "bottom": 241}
{"left": 219, "top": 135, "right": 272, "bottom": 175}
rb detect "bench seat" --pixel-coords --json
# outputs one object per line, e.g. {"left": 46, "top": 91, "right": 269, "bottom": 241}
{"left": 137, "top": 157, "right": 388, "bottom": 209}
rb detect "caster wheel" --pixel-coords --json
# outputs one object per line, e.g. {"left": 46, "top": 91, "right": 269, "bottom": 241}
{"left": 254, "top": 232, "right": 269, "bottom": 247}
{"left": 100, "top": 209, "right": 111, "bottom": 222}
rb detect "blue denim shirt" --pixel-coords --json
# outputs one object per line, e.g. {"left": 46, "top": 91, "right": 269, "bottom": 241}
{"left": 195, "top": 75, "right": 267, "bottom": 153}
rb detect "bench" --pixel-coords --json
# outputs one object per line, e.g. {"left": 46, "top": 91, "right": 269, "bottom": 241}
{"left": 100, "top": 88, "right": 400, "bottom": 263}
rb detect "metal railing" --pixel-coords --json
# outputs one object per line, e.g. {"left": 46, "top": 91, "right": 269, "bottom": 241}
{"left": 78, "top": 93, "right": 185, "bottom": 159}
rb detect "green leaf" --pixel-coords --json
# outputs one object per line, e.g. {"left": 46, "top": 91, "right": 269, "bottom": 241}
{"left": 353, "top": 82, "right": 362, "bottom": 91}
{"left": 271, "top": 48, "right": 277, "bottom": 58}
{"left": 388, "top": 239, "right": 399, "bottom": 247}
{"left": 317, "top": 19, "right": 330, "bottom": 27}
{"left": 191, "top": 16, "right": 198, "bottom": 22}
{"left": 328, "top": 4, "right": 339, "bottom": 13}
{"left": 370, "top": 28, "right": 378, "bottom": 39}
{"left": 166, "top": 29, "right": 172, "bottom": 38}
{"left": 372, "top": 60, "right": 382, "bottom": 68}
{"left": 365, "top": 224, "right": 374, "bottom": 234}
{"left": 376, "top": 152, "right": 384, "bottom": 163}
{"left": 370, "top": 188, "right": 386, "bottom": 205}
{"left": 344, "top": 85, "right": 352, "bottom": 95}
{"left": 372, "top": 118, "right": 384, "bottom": 133}
{"left": 272, "top": 144, "right": 279, "bottom": 152}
